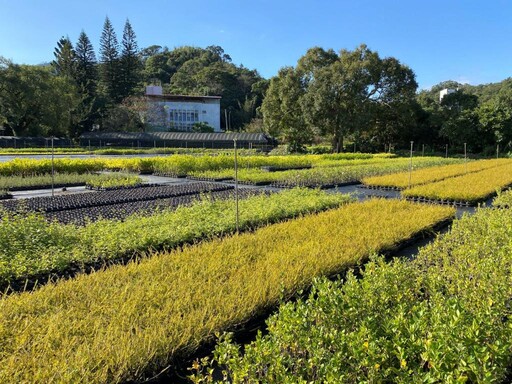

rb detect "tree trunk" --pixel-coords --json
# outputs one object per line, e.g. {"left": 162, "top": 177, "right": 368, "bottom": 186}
{"left": 332, "top": 134, "right": 344, "bottom": 153}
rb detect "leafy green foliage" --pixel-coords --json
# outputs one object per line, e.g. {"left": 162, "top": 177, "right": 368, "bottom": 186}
{"left": 0, "top": 188, "right": 351, "bottom": 286}
{"left": 402, "top": 161, "right": 512, "bottom": 203}
{"left": 492, "top": 188, "right": 512, "bottom": 207}
{"left": 0, "top": 59, "right": 81, "bottom": 137}
{"left": 195, "top": 207, "right": 512, "bottom": 383}
{"left": 0, "top": 199, "right": 453, "bottom": 383}
{"left": 0, "top": 172, "right": 139, "bottom": 190}
{"left": 261, "top": 67, "right": 312, "bottom": 152}
{"left": 84, "top": 173, "right": 142, "bottom": 189}
{"left": 262, "top": 45, "right": 418, "bottom": 153}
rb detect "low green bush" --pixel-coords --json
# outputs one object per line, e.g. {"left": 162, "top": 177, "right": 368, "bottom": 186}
{"left": 85, "top": 173, "right": 142, "bottom": 189}
{"left": 0, "top": 199, "right": 453, "bottom": 383}
{"left": 0, "top": 189, "right": 352, "bottom": 287}
{"left": 194, "top": 207, "right": 512, "bottom": 383}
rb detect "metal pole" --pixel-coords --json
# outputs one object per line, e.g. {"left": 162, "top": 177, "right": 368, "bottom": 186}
{"left": 422, "top": 144, "right": 425, "bottom": 157}
{"left": 234, "top": 139, "right": 239, "bottom": 233}
{"left": 51, "top": 136, "right": 55, "bottom": 197}
{"left": 445, "top": 144, "right": 448, "bottom": 158}
{"left": 408, "top": 141, "right": 414, "bottom": 189}
{"left": 497, "top": 144, "right": 499, "bottom": 159}
{"left": 464, "top": 143, "right": 467, "bottom": 173}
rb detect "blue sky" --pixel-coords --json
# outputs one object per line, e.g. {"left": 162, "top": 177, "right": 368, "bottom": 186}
{"left": 0, "top": 0, "right": 511, "bottom": 89}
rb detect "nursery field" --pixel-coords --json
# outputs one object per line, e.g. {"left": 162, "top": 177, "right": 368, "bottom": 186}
{"left": 189, "top": 156, "right": 459, "bottom": 188}
{"left": 402, "top": 161, "right": 512, "bottom": 204}
{"left": 362, "top": 158, "right": 511, "bottom": 189}
{"left": 46, "top": 187, "right": 263, "bottom": 225}
{"left": 0, "top": 188, "right": 350, "bottom": 290}
{"left": 195, "top": 207, "right": 512, "bottom": 383}
{"left": 0, "top": 199, "right": 454, "bottom": 383}
{"left": 0, "top": 147, "right": 258, "bottom": 156}
{"left": 1, "top": 151, "right": 509, "bottom": 383}
{"left": 0, "top": 182, "right": 231, "bottom": 213}
{"left": 0, "top": 153, "right": 446, "bottom": 180}
{"left": 0, "top": 172, "right": 142, "bottom": 192}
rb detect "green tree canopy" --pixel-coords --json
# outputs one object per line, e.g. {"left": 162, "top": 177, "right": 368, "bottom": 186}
{"left": 261, "top": 67, "right": 312, "bottom": 152}
{"left": 0, "top": 59, "right": 80, "bottom": 137}
{"left": 99, "top": 16, "right": 121, "bottom": 102}
{"left": 119, "top": 19, "right": 141, "bottom": 99}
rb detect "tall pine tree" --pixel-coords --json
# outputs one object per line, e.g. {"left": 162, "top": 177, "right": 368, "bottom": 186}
{"left": 99, "top": 16, "right": 121, "bottom": 102}
{"left": 52, "top": 36, "right": 77, "bottom": 79}
{"left": 74, "top": 30, "right": 99, "bottom": 135}
{"left": 120, "top": 19, "right": 141, "bottom": 99}
{"left": 75, "top": 30, "right": 97, "bottom": 96}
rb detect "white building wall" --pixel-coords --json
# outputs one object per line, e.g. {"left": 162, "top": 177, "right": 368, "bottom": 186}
{"left": 148, "top": 98, "right": 221, "bottom": 132}
{"left": 439, "top": 88, "right": 456, "bottom": 102}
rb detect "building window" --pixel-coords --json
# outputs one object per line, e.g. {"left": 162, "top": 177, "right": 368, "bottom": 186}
{"left": 169, "top": 109, "right": 200, "bottom": 131}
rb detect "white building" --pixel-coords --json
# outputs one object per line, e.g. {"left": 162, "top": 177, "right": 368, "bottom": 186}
{"left": 145, "top": 86, "right": 221, "bottom": 132}
{"left": 439, "top": 88, "right": 456, "bottom": 102}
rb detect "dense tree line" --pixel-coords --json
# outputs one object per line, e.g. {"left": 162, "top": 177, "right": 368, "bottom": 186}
{"left": 260, "top": 45, "right": 512, "bottom": 154}
{"left": 415, "top": 80, "right": 512, "bottom": 154}
{"left": 0, "top": 17, "right": 265, "bottom": 138}
{"left": 0, "top": 30, "right": 511, "bottom": 154}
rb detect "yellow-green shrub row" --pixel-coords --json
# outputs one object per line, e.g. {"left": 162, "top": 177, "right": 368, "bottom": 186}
{"left": 190, "top": 157, "right": 460, "bottom": 186}
{"left": 402, "top": 162, "right": 512, "bottom": 203}
{"left": 492, "top": 189, "right": 512, "bottom": 207}
{"left": 0, "top": 199, "right": 454, "bottom": 383}
{"left": 362, "top": 158, "right": 511, "bottom": 189}
{"left": 0, "top": 153, "right": 429, "bottom": 178}
{"left": 195, "top": 208, "right": 512, "bottom": 382}
{"left": 0, "top": 189, "right": 351, "bottom": 286}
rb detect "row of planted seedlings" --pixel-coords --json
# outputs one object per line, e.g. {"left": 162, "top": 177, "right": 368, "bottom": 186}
{"left": 0, "top": 172, "right": 142, "bottom": 192}
{"left": 361, "top": 158, "right": 512, "bottom": 190}
{"left": 401, "top": 160, "right": 512, "bottom": 205}
{"left": 188, "top": 156, "right": 461, "bottom": 188}
{"left": 0, "top": 182, "right": 231, "bottom": 213}
{"left": 0, "top": 147, "right": 262, "bottom": 156}
{"left": 149, "top": 153, "right": 387, "bottom": 178}
{"left": 0, "top": 153, "right": 377, "bottom": 178}
{"left": 0, "top": 188, "right": 349, "bottom": 291}
{"left": 193, "top": 204, "right": 512, "bottom": 383}
{"left": 0, "top": 198, "right": 454, "bottom": 383}
{"left": 47, "top": 188, "right": 267, "bottom": 226}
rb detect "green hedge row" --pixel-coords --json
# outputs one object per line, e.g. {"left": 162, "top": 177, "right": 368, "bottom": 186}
{"left": 194, "top": 207, "right": 512, "bottom": 383}
{"left": 0, "top": 189, "right": 351, "bottom": 289}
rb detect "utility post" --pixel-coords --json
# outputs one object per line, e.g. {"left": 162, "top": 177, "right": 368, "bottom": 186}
{"left": 464, "top": 143, "right": 467, "bottom": 173}
{"left": 233, "top": 138, "right": 239, "bottom": 233}
{"left": 408, "top": 141, "right": 414, "bottom": 189}
{"left": 51, "top": 136, "right": 55, "bottom": 197}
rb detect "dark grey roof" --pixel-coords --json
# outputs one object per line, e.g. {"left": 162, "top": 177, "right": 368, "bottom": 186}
{"left": 146, "top": 94, "right": 221, "bottom": 101}
{"left": 80, "top": 132, "right": 271, "bottom": 143}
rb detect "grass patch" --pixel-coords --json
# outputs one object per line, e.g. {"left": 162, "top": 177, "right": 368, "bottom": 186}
{"left": 402, "top": 162, "right": 512, "bottom": 204}
{"left": 196, "top": 207, "right": 512, "bottom": 382}
{"left": 0, "top": 189, "right": 351, "bottom": 288}
{"left": 0, "top": 199, "right": 454, "bottom": 383}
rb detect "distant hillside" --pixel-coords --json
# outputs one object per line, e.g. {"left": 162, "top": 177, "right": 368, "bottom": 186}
{"left": 421, "top": 78, "right": 512, "bottom": 103}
